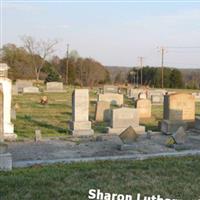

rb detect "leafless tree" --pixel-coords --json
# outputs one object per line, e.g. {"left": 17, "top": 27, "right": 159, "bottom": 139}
{"left": 21, "top": 35, "right": 58, "bottom": 81}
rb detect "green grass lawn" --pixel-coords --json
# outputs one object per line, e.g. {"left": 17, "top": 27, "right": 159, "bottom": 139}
{"left": 12, "top": 87, "right": 200, "bottom": 139}
{"left": 0, "top": 156, "right": 200, "bottom": 200}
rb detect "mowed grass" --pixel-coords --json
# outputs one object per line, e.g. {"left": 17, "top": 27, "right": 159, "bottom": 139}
{"left": 12, "top": 87, "right": 200, "bottom": 139}
{"left": 0, "top": 156, "right": 200, "bottom": 200}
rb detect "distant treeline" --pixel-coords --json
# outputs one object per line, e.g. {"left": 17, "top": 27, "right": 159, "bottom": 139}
{"left": 127, "top": 66, "right": 184, "bottom": 89}
{"left": 0, "top": 42, "right": 110, "bottom": 87}
{"left": 107, "top": 66, "right": 200, "bottom": 89}
{"left": 1, "top": 37, "right": 199, "bottom": 89}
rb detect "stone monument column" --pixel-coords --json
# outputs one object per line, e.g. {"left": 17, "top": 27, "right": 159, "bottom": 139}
{"left": 69, "top": 89, "right": 94, "bottom": 136}
{"left": 0, "top": 63, "right": 17, "bottom": 140}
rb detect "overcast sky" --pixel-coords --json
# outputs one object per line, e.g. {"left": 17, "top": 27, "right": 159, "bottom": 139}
{"left": 1, "top": 1, "right": 200, "bottom": 68}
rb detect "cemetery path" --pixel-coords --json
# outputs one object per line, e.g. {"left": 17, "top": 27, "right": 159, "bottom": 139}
{"left": 6, "top": 131, "right": 200, "bottom": 168}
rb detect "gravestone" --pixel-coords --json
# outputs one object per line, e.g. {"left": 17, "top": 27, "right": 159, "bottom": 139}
{"left": 98, "top": 93, "right": 123, "bottom": 106}
{"left": 0, "top": 87, "right": 3, "bottom": 141}
{"left": 69, "top": 89, "right": 94, "bottom": 136}
{"left": 0, "top": 143, "right": 12, "bottom": 171}
{"left": 119, "top": 126, "right": 138, "bottom": 144}
{"left": 12, "top": 85, "right": 18, "bottom": 95}
{"left": 138, "top": 92, "right": 147, "bottom": 99}
{"left": 23, "top": 86, "right": 39, "bottom": 94}
{"left": 136, "top": 99, "right": 151, "bottom": 119}
{"left": 103, "top": 85, "right": 118, "bottom": 93}
{"left": 195, "top": 116, "right": 200, "bottom": 130}
{"left": 95, "top": 101, "right": 110, "bottom": 122}
{"left": 172, "top": 127, "right": 187, "bottom": 144}
{"left": 127, "top": 88, "right": 144, "bottom": 100}
{"left": 192, "top": 92, "right": 200, "bottom": 102}
{"left": 46, "top": 82, "right": 64, "bottom": 92}
{"left": 35, "top": 129, "right": 42, "bottom": 142}
{"left": 161, "top": 93, "right": 195, "bottom": 134}
{"left": 107, "top": 107, "right": 145, "bottom": 135}
{"left": 0, "top": 64, "right": 17, "bottom": 140}
{"left": 151, "top": 95, "right": 163, "bottom": 105}
{"left": 15, "top": 80, "right": 33, "bottom": 93}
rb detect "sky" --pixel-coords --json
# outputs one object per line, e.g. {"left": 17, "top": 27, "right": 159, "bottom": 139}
{"left": 1, "top": 0, "right": 200, "bottom": 68}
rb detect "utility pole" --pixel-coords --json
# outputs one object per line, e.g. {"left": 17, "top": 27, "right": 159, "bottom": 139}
{"left": 138, "top": 57, "right": 144, "bottom": 86}
{"left": 158, "top": 47, "right": 166, "bottom": 89}
{"left": 65, "top": 43, "right": 69, "bottom": 85}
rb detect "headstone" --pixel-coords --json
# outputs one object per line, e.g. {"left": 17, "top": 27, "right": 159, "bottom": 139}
{"left": 151, "top": 95, "right": 163, "bottom": 105}
{"left": 119, "top": 126, "right": 138, "bottom": 144}
{"left": 0, "top": 143, "right": 12, "bottom": 171}
{"left": 103, "top": 85, "right": 118, "bottom": 93}
{"left": 127, "top": 88, "right": 144, "bottom": 100}
{"left": 0, "top": 87, "right": 3, "bottom": 141}
{"left": 69, "top": 89, "right": 94, "bottom": 136}
{"left": 98, "top": 93, "right": 123, "bottom": 106}
{"left": 46, "top": 82, "right": 64, "bottom": 92}
{"left": 161, "top": 93, "right": 195, "bottom": 134}
{"left": 192, "top": 92, "right": 200, "bottom": 102}
{"left": 12, "top": 85, "right": 18, "bottom": 95}
{"left": 15, "top": 80, "right": 33, "bottom": 93}
{"left": 107, "top": 107, "right": 145, "bottom": 135}
{"left": 195, "top": 116, "right": 200, "bottom": 130}
{"left": 35, "top": 129, "right": 42, "bottom": 142}
{"left": 95, "top": 101, "right": 110, "bottom": 122}
{"left": 136, "top": 99, "right": 151, "bottom": 119}
{"left": 138, "top": 92, "right": 147, "bottom": 99}
{"left": 172, "top": 127, "right": 187, "bottom": 144}
{"left": 0, "top": 65, "right": 17, "bottom": 140}
{"left": 23, "top": 86, "right": 39, "bottom": 94}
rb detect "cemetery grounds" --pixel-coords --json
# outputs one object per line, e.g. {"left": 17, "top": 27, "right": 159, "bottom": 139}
{"left": 0, "top": 86, "right": 200, "bottom": 200}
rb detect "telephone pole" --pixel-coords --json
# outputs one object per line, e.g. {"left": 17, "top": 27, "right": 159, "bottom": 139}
{"left": 158, "top": 47, "right": 166, "bottom": 89}
{"left": 65, "top": 43, "right": 69, "bottom": 85}
{"left": 138, "top": 57, "right": 144, "bottom": 86}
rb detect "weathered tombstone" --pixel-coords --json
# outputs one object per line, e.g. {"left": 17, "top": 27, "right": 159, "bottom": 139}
{"left": 0, "top": 64, "right": 17, "bottom": 140}
{"left": 136, "top": 99, "right": 151, "bottom": 119}
{"left": 107, "top": 107, "right": 145, "bottom": 135}
{"left": 151, "top": 95, "right": 163, "bottom": 105}
{"left": 161, "top": 93, "right": 195, "bottom": 134}
{"left": 0, "top": 142, "right": 12, "bottom": 171}
{"left": 138, "top": 92, "right": 147, "bottom": 99}
{"left": 127, "top": 88, "right": 144, "bottom": 100}
{"left": 98, "top": 93, "right": 123, "bottom": 106}
{"left": 195, "top": 116, "right": 200, "bottom": 130}
{"left": 192, "top": 92, "right": 200, "bottom": 102}
{"left": 119, "top": 126, "right": 138, "bottom": 144}
{"left": 46, "top": 82, "right": 64, "bottom": 92}
{"left": 35, "top": 129, "right": 42, "bottom": 142}
{"left": 12, "top": 85, "right": 18, "bottom": 95}
{"left": 15, "top": 80, "right": 33, "bottom": 93}
{"left": 95, "top": 101, "right": 110, "bottom": 122}
{"left": 172, "top": 127, "right": 187, "bottom": 144}
{"left": 103, "top": 85, "right": 118, "bottom": 93}
{"left": 69, "top": 89, "right": 94, "bottom": 136}
{"left": 23, "top": 86, "right": 39, "bottom": 94}
{"left": 0, "top": 87, "right": 3, "bottom": 141}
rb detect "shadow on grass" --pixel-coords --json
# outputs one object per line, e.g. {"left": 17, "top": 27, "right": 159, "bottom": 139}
{"left": 18, "top": 115, "right": 67, "bottom": 134}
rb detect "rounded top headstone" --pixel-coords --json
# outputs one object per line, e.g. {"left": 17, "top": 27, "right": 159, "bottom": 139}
{"left": 138, "top": 92, "right": 147, "bottom": 99}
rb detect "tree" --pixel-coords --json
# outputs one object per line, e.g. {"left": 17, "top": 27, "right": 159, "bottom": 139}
{"left": 170, "top": 69, "right": 184, "bottom": 88}
{"left": 21, "top": 36, "right": 58, "bottom": 81}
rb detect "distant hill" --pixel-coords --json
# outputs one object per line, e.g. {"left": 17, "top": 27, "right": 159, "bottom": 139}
{"left": 106, "top": 66, "right": 200, "bottom": 88}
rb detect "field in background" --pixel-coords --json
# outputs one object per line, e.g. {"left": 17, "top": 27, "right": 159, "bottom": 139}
{"left": 12, "top": 87, "right": 200, "bottom": 139}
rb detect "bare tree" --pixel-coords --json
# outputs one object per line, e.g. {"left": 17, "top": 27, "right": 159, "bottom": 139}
{"left": 21, "top": 35, "right": 58, "bottom": 81}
